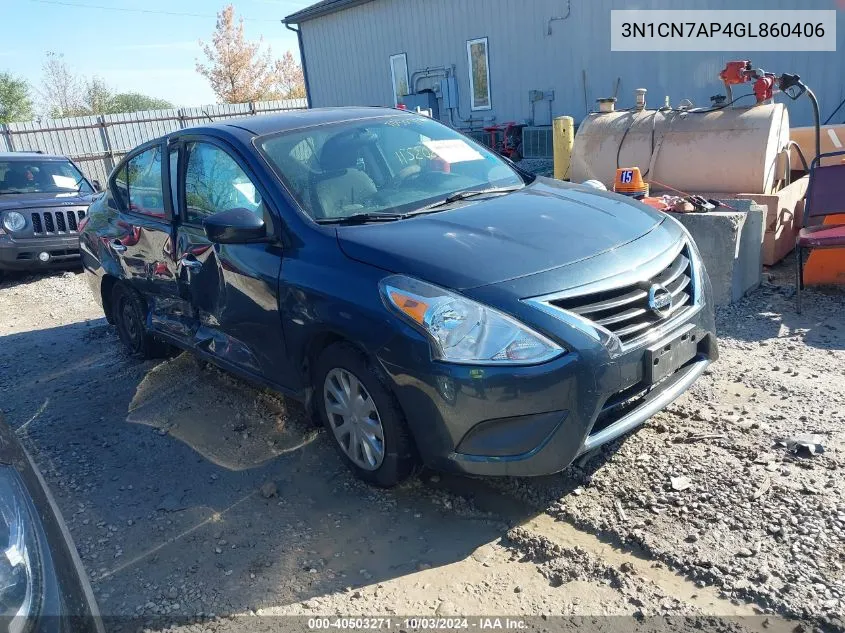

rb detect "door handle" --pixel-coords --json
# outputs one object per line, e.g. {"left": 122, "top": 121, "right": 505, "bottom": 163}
{"left": 179, "top": 255, "right": 203, "bottom": 271}
{"left": 111, "top": 239, "right": 127, "bottom": 254}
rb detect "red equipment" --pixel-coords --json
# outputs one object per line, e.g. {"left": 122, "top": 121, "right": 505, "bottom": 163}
{"left": 719, "top": 60, "right": 751, "bottom": 85}
{"left": 719, "top": 60, "right": 779, "bottom": 104}
{"left": 483, "top": 122, "right": 525, "bottom": 162}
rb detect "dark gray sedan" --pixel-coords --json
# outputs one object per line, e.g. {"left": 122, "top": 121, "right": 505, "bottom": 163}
{"left": 81, "top": 107, "right": 717, "bottom": 486}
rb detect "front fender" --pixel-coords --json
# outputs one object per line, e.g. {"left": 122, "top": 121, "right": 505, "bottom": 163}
{"left": 279, "top": 250, "right": 402, "bottom": 391}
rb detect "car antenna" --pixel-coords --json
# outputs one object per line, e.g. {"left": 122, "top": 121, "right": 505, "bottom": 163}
{"left": 202, "top": 109, "right": 214, "bottom": 122}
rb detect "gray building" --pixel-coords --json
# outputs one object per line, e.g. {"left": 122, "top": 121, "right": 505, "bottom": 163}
{"left": 284, "top": 0, "right": 845, "bottom": 152}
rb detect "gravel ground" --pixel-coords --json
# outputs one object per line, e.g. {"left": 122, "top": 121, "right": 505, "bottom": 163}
{"left": 0, "top": 265, "right": 843, "bottom": 632}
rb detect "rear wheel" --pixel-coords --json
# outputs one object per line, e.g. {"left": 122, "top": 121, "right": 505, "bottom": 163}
{"left": 314, "top": 343, "right": 418, "bottom": 487}
{"left": 111, "top": 283, "right": 171, "bottom": 359}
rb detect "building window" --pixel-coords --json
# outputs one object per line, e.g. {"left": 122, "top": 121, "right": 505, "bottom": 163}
{"left": 466, "top": 37, "right": 491, "bottom": 111}
{"left": 389, "top": 53, "right": 409, "bottom": 106}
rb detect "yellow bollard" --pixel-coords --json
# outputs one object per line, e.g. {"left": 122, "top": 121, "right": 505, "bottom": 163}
{"left": 553, "top": 116, "right": 574, "bottom": 181}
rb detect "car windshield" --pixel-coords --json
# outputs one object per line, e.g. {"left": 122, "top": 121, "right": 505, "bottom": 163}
{"left": 0, "top": 158, "right": 93, "bottom": 195}
{"left": 258, "top": 114, "right": 525, "bottom": 221}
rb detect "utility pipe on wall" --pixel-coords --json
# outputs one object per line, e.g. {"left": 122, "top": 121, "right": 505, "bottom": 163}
{"left": 410, "top": 66, "right": 449, "bottom": 94}
{"left": 284, "top": 21, "right": 312, "bottom": 107}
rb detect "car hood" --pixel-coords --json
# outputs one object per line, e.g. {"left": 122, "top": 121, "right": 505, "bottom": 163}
{"left": 0, "top": 191, "right": 96, "bottom": 211}
{"left": 337, "top": 177, "right": 665, "bottom": 290}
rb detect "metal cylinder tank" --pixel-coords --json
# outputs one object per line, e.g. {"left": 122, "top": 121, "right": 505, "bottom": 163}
{"left": 570, "top": 103, "right": 790, "bottom": 195}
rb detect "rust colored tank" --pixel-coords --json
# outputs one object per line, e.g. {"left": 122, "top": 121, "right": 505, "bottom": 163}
{"left": 571, "top": 103, "right": 790, "bottom": 195}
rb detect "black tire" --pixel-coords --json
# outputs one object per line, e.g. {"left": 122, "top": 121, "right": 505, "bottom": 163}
{"left": 111, "top": 283, "right": 171, "bottom": 359}
{"left": 314, "top": 342, "right": 419, "bottom": 487}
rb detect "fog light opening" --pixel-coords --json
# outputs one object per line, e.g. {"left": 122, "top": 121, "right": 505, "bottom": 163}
{"left": 38, "top": 252, "right": 50, "bottom": 262}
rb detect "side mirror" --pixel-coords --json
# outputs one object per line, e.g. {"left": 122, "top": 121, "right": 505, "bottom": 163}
{"left": 203, "top": 208, "right": 267, "bottom": 244}
{"left": 91, "top": 179, "right": 102, "bottom": 192}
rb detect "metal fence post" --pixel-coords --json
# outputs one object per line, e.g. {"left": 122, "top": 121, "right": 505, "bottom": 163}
{"left": 177, "top": 108, "right": 186, "bottom": 129}
{"left": 98, "top": 115, "right": 116, "bottom": 174}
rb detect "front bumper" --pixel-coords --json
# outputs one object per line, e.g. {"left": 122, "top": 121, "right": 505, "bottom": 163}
{"left": 0, "top": 234, "right": 81, "bottom": 271}
{"left": 380, "top": 302, "right": 717, "bottom": 478}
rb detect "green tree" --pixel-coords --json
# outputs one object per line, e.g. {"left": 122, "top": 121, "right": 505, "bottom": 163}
{"left": 0, "top": 72, "right": 34, "bottom": 123}
{"left": 83, "top": 76, "right": 114, "bottom": 115}
{"left": 79, "top": 76, "right": 173, "bottom": 115}
{"left": 109, "top": 92, "right": 173, "bottom": 113}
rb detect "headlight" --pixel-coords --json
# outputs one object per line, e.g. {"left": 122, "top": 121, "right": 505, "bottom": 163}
{"left": 0, "top": 469, "right": 43, "bottom": 632}
{"left": 2, "top": 212, "right": 26, "bottom": 233}
{"left": 380, "top": 275, "right": 564, "bottom": 364}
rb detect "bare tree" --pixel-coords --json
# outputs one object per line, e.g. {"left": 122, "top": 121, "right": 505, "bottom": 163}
{"left": 196, "top": 5, "right": 280, "bottom": 103}
{"left": 40, "top": 52, "right": 84, "bottom": 117}
{"left": 275, "top": 51, "right": 306, "bottom": 99}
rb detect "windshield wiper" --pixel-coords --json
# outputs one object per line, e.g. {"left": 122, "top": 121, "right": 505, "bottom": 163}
{"left": 406, "top": 186, "right": 524, "bottom": 216}
{"left": 315, "top": 212, "right": 401, "bottom": 225}
{"left": 0, "top": 189, "right": 28, "bottom": 195}
{"left": 315, "top": 186, "right": 524, "bottom": 225}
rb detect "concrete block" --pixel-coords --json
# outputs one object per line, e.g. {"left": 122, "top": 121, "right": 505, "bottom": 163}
{"left": 736, "top": 176, "right": 807, "bottom": 266}
{"left": 669, "top": 200, "right": 764, "bottom": 306}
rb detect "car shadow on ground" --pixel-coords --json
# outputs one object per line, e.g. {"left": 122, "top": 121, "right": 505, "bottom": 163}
{"left": 1, "top": 319, "right": 627, "bottom": 626}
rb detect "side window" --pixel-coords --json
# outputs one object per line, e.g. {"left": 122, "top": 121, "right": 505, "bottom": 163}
{"left": 184, "top": 142, "right": 263, "bottom": 225}
{"left": 126, "top": 146, "right": 165, "bottom": 218}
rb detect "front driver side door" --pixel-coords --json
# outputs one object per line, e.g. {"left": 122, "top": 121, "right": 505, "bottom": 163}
{"left": 174, "top": 138, "right": 295, "bottom": 389}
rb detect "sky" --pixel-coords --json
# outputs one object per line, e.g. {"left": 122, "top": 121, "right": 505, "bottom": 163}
{"left": 2, "top": 0, "right": 313, "bottom": 109}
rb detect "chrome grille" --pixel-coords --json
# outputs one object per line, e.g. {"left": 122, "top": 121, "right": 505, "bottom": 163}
{"left": 29, "top": 209, "right": 86, "bottom": 235}
{"left": 549, "top": 246, "right": 694, "bottom": 345}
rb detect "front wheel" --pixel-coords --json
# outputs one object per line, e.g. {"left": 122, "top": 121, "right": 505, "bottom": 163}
{"left": 314, "top": 343, "right": 419, "bottom": 487}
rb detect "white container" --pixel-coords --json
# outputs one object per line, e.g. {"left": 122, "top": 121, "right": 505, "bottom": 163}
{"left": 570, "top": 103, "right": 790, "bottom": 195}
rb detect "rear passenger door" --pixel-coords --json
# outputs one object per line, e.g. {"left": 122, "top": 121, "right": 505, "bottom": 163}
{"left": 172, "top": 136, "right": 294, "bottom": 387}
{"left": 110, "top": 143, "right": 182, "bottom": 323}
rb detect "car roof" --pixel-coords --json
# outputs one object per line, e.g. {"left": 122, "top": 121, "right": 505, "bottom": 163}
{"left": 0, "top": 152, "right": 70, "bottom": 161}
{"left": 116, "top": 107, "right": 417, "bottom": 164}
{"left": 196, "top": 106, "right": 410, "bottom": 137}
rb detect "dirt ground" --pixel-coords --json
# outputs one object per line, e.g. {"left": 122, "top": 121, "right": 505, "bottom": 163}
{"left": 0, "top": 265, "right": 843, "bottom": 632}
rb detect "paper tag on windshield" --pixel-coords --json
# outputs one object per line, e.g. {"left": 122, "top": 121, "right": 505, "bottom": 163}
{"left": 423, "top": 139, "right": 483, "bottom": 163}
{"left": 52, "top": 175, "right": 77, "bottom": 188}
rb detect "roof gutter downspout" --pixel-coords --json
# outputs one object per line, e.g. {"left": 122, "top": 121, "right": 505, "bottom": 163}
{"left": 284, "top": 21, "right": 312, "bottom": 107}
